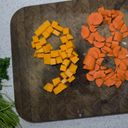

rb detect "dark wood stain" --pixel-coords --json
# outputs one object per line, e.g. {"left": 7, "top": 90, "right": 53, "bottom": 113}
{"left": 11, "top": 0, "right": 128, "bottom": 122}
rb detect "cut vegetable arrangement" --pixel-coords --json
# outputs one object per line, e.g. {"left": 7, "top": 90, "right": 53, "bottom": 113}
{"left": 32, "top": 20, "right": 79, "bottom": 95}
{"left": 81, "top": 7, "right": 128, "bottom": 88}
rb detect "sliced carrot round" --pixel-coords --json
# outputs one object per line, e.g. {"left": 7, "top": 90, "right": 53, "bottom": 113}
{"left": 96, "top": 78, "right": 104, "bottom": 87}
{"left": 94, "top": 41, "right": 104, "bottom": 48}
{"left": 86, "top": 73, "right": 95, "bottom": 81}
{"left": 81, "top": 25, "right": 90, "bottom": 39}
{"left": 88, "top": 12, "right": 103, "bottom": 26}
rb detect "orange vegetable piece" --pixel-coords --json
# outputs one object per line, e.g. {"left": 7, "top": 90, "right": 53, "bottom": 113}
{"left": 120, "top": 24, "right": 128, "bottom": 33}
{"left": 86, "top": 73, "right": 95, "bottom": 81}
{"left": 123, "top": 31, "right": 128, "bottom": 38}
{"left": 94, "top": 70, "right": 105, "bottom": 79}
{"left": 113, "top": 46, "right": 121, "bottom": 57}
{"left": 114, "top": 32, "right": 123, "bottom": 42}
{"left": 87, "top": 12, "right": 103, "bottom": 25}
{"left": 94, "top": 32, "right": 105, "bottom": 42}
{"left": 87, "top": 33, "right": 95, "bottom": 44}
{"left": 81, "top": 25, "right": 90, "bottom": 39}
{"left": 94, "top": 41, "right": 104, "bottom": 48}
{"left": 96, "top": 78, "right": 104, "bottom": 87}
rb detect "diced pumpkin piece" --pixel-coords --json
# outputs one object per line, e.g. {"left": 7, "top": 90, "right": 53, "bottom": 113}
{"left": 43, "top": 54, "right": 51, "bottom": 64}
{"left": 52, "top": 77, "right": 61, "bottom": 86}
{"left": 62, "top": 59, "right": 70, "bottom": 67}
{"left": 35, "top": 48, "right": 44, "bottom": 53}
{"left": 63, "top": 28, "right": 70, "bottom": 35}
{"left": 43, "top": 44, "right": 53, "bottom": 53}
{"left": 60, "top": 72, "right": 67, "bottom": 79}
{"left": 50, "top": 58, "right": 56, "bottom": 65}
{"left": 32, "top": 36, "right": 39, "bottom": 42}
{"left": 40, "top": 38, "right": 46, "bottom": 45}
{"left": 35, "top": 20, "right": 51, "bottom": 36}
{"left": 51, "top": 21, "right": 58, "bottom": 28}
{"left": 56, "top": 57, "right": 63, "bottom": 64}
{"left": 54, "top": 25, "right": 63, "bottom": 32}
{"left": 52, "top": 29, "right": 60, "bottom": 36}
{"left": 36, "top": 45, "right": 42, "bottom": 50}
{"left": 42, "top": 31, "right": 50, "bottom": 39}
{"left": 66, "top": 41, "right": 74, "bottom": 48}
{"left": 65, "top": 69, "right": 73, "bottom": 77}
{"left": 60, "top": 51, "right": 67, "bottom": 59}
{"left": 46, "top": 26, "right": 54, "bottom": 34}
{"left": 31, "top": 41, "right": 36, "bottom": 48}
{"left": 61, "top": 79, "right": 67, "bottom": 84}
{"left": 43, "top": 83, "right": 54, "bottom": 92}
{"left": 60, "top": 36, "right": 68, "bottom": 44}
{"left": 69, "top": 63, "right": 78, "bottom": 74}
{"left": 68, "top": 75, "right": 75, "bottom": 83}
{"left": 53, "top": 83, "right": 68, "bottom": 95}
{"left": 37, "top": 53, "right": 44, "bottom": 58}
{"left": 70, "top": 56, "right": 79, "bottom": 64}
{"left": 51, "top": 50, "right": 59, "bottom": 57}
{"left": 60, "top": 45, "right": 67, "bottom": 51}
{"left": 72, "top": 51, "right": 78, "bottom": 56}
{"left": 60, "top": 65, "right": 67, "bottom": 71}
{"left": 67, "top": 34, "right": 73, "bottom": 40}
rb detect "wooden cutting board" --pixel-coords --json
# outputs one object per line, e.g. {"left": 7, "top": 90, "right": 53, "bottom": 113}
{"left": 11, "top": 0, "right": 128, "bottom": 122}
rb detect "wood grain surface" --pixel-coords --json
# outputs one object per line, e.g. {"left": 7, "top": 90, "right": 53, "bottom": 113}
{"left": 11, "top": 0, "right": 128, "bottom": 122}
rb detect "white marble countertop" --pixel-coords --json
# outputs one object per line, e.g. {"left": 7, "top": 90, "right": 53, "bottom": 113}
{"left": 1, "top": 0, "right": 128, "bottom": 127}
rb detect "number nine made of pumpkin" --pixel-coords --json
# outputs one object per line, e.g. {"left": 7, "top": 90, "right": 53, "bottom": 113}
{"left": 31, "top": 20, "right": 79, "bottom": 95}
{"left": 81, "top": 7, "right": 128, "bottom": 88}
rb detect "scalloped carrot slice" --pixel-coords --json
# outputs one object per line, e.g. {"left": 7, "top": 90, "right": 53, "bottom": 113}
{"left": 81, "top": 25, "right": 90, "bottom": 39}
{"left": 111, "top": 41, "right": 119, "bottom": 48}
{"left": 87, "top": 12, "right": 103, "bottom": 25}
{"left": 114, "top": 58, "right": 121, "bottom": 66}
{"left": 106, "top": 36, "right": 113, "bottom": 43}
{"left": 118, "top": 47, "right": 128, "bottom": 59}
{"left": 86, "top": 73, "right": 95, "bottom": 81}
{"left": 83, "top": 54, "right": 96, "bottom": 70}
{"left": 89, "top": 25, "right": 97, "bottom": 32}
{"left": 113, "top": 46, "right": 121, "bottom": 57}
{"left": 105, "top": 68, "right": 113, "bottom": 74}
{"left": 115, "top": 80, "right": 122, "bottom": 88}
{"left": 95, "top": 64, "right": 100, "bottom": 71}
{"left": 96, "top": 58, "right": 104, "bottom": 65}
{"left": 119, "top": 61, "right": 127, "bottom": 70}
{"left": 120, "top": 24, "right": 128, "bottom": 33}
{"left": 94, "top": 41, "right": 105, "bottom": 48}
{"left": 125, "top": 71, "right": 128, "bottom": 80}
{"left": 109, "top": 23, "right": 115, "bottom": 32}
{"left": 94, "top": 70, "right": 105, "bottom": 79}
{"left": 123, "top": 31, "right": 128, "bottom": 38}
{"left": 114, "top": 32, "right": 123, "bottom": 41}
{"left": 94, "top": 32, "right": 105, "bottom": 42}
{"left": 87, "top": 33, "right": 95, "bottom": 44}
{"left": 96, "top": 78, "right": 104, "bottom": 87}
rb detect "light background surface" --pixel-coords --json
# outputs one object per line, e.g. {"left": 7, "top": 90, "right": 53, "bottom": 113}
{"left": 0, "top": 0, "right": 128, "bottom": 127}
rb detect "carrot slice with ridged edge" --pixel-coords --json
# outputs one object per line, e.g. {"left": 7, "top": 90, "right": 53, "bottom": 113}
{"left": 94, "top": 41, "right": 105, "bottom": 48}
{"left": 96, "top": 78, "right": 104, "bottom": 87}
{"left": 87, "top": 12, "right": 103, "bottom": 26}
{"left": 81, "top": 25, "right": 90, "bottom": 39}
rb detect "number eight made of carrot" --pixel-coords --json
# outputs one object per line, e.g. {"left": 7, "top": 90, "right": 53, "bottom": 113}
{"left": 81, "top": 6, "right": 128, "bottom": 88}
{"left": 31, "top": 20, "right": 79, "bottom": 95}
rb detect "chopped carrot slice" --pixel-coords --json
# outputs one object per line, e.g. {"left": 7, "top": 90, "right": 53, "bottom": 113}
{"left": 86, "top": 73, "right": 95, "bottom": 81}
{"left": 111, "top": 41, "right": 119, "bottom": 48}
{"left": 99, "top": 53, "right": 105, "bottom": 58}
{"left": 96, "top": 58, "right": 104, "bottom": 65}
{"left": 105, "top": 42, "right": 111, "bottom": 47}
{"left": 102, "top": 46, "right": 112, "bottom": 53}
{"left": 94, "top": 41, "right": 104, "bottom": 48}
{"left": 96, "top": 78, "right": 104, "bottom": 87}
{"left": 109, "top": 23, "right": 115, "bottom": 32}
{"left": 114, "top": 58, "right": 121, "bottom": 66}
{"left": 120, "top": 24, "right": 128, "bottom": 33}
{"left": 106, "top": 36, "right": 113, "bottom": 43}
{"left": 87, "top": 12, "right": 103, "bottom": 25}
{"left": 113, "top": 46, "right": 121, "bottom": 57}
{"left": 115, "top": 80, "right": 122, "bottom": 88}
{"left": 83, "top": 54, "right": 96, "bottom": 70}
{"left": 94, "top": 32, "right": 105, "bottom": 42}
{"left": 87, "top": 33, "right": 95, "bottom": 44}
{"left": 105, "top": 68, "right": 113, "bottom": 74}
{"left": 123, "top": 31, "right": 128, "bottom": 38}
{"left": 94, "top": 70, "right": 105, "bottom": 79}
{"left": 125, "top": 71, "right": 128, "bottom": 80}
{"left": 104, "top": 79, "right": 115, "bottom": 87}
{"left": 114, "top": 32, "right": 123, "bottom": 42}
{"left": 95, "top": 64, "right": 100, "bottom": 71}
{"left": 89, "top": 25, "right": 97, "bottom": 32}
{"left": 100, "top": 66, "right": 107, "bottom": 70}
{"left": 81, "top": 25, "right": 90, "bottom": 39}
{"left": 119, "top": 62, "right": 127, "bottom": 70}
{"left": 118, "top": 47, "right": 128, "bottom": 59}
